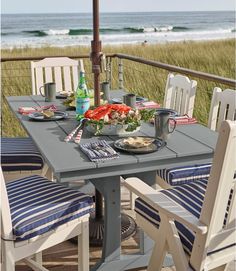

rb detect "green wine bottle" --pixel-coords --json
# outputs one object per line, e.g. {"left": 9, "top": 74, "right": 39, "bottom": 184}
{"left": 76, "top": 60, "right": 90, "bottom": 115}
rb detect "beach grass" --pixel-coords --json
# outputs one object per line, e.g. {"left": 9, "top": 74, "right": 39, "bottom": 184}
{"left": 1, "top": 38, "right": 235, "bottom": 137}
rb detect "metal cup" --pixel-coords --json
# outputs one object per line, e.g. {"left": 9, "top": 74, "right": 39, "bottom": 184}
{"left": 39, "top": 82, "right": 56, "bottom": 102}
{"left": 123, "top": 93, "right": 136, "bottom": 108}
{"left": 154, "top": 111, "right": 176, "bottom": 141}
{"left": 101, "top": 81, "right": 110, "bottom": 101}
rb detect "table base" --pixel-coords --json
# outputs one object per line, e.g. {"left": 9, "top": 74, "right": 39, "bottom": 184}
{"left": 89, "top": 212, "right": 137, "bottom": 247}
{"left": 70, "top": 212, "right": 136, "bottom": 247}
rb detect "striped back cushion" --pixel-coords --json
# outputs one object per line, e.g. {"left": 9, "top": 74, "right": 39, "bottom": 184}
{"left": 157, "top": 163, "right": 212, "bottom": 186}
{"left": 1, "top": 137, "right": 44, "bottom": 171}
{"left": 6, "top": 175, "right": 93, "bottom": 242}
{"left": 135, "top": 179, "right": 234, "bottom": 256}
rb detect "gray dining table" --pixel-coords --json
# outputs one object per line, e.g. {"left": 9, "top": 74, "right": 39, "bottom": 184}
{"left": 6, "top": 90, "right": 218, "bottom": 271}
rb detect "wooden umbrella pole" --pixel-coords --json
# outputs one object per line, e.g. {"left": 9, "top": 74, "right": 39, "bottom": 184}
{"left": 91, "top": 0, "right": 103, "bottom": 224}
{"left": 91, "top": 0, "right": 101, "bottom": 107}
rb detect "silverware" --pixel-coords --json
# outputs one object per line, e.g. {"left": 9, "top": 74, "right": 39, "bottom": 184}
{"left": 74, "top": 118, "right": 87, "bottom": 144}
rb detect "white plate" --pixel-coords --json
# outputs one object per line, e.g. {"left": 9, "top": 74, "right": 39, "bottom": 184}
{"left": 28, "top": 111, "right": 68, "bottom": 121}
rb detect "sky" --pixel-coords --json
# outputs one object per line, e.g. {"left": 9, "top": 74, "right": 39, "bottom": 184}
{"left": 1, "top": 0, "right": 235, "bottom": 14}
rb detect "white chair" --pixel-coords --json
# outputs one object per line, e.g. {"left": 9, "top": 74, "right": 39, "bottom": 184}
{"left": 2, "top": 57, "right": 81, "bottom": 183}
{"left": 129, "top": 73, "right": 197, "bottom": 208}
{"left": 1, "top": 171, "right": 93, "bottom": 271}
{"left": 156, "top": 87, "right": 236, "bottom": 189}
{"left": 125, "top": 120, "right": 236, "bottom": 271}
{"left": 163, "top": 73, "right": 197, "bottom": 117}
{"left": 3, "top": 57, "right": 87, "bottom": 185}
{"left": 208, "top": 88, "right": 236, "bottom": 131}
{"left": 31, "top": 57, "right": 81, "bottom": 95}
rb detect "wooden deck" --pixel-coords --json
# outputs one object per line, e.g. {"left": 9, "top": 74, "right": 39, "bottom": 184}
{"left": 16, "top": 186, "right": 235, "bottom": 271}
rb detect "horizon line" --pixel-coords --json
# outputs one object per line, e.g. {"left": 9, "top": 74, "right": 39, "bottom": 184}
{"left": 2, "top": 10, "right": 234, "bottom": 15}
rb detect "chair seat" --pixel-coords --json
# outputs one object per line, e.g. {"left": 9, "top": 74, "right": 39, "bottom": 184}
{"left": 157, "top": 163, "right": 212, "bottom": 186}
{"left": 135, "top": 179, "right": 232, "bottom": 256}
{"left": 7, "top": 175, "right": 94, "bottom": 242}
{"left": 1, "top": 137, "right": 44, "bottom": 172}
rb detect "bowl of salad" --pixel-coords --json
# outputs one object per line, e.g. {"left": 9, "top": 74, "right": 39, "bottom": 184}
{"left": 82, "top": 104, "right": 155, "bottom": 135}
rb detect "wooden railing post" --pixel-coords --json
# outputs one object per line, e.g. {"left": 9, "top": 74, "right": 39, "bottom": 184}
{"left": 118, "top": 59, "right": 124, "bottom": 89}
{"left": 106, "top": 57, "right": 112, "bottom": 89}
{"left": 105, "top": 57, "right": 110, "bottom": 83}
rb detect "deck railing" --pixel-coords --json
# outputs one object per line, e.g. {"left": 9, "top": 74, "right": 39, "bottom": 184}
{"left": 1, "top": 53, "right": 235, "bottom": 88}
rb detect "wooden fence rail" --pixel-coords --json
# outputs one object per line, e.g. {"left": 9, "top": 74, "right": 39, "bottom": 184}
{"left": 1, "top": 53, "right": 235, "bottom": 87}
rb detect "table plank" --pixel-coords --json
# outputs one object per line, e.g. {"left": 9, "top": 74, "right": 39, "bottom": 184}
{"left": 176, "top": 124, "right": 218, "bottom": 150}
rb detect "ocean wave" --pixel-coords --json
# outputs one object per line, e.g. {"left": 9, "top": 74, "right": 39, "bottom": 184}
{"left": 23, "top": 30, "right": 48, "bottom": 37}
{"left": 17, "top": 26, "right": 236, "bottom": 38}
{"left": 20, "top": 25, "right": 193, "bottom": 37}
{"left": 172, "top": 26, "right": 191, "bottom": 32}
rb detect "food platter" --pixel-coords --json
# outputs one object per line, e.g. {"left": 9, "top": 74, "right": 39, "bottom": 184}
{"left": 114, "top": 136, "right": 166, "bottom": 154}
{"left": 28, "top": 111, "right": 68, "bottom": 121}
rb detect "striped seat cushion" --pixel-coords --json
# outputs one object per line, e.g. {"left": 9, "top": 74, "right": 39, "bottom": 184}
{"left": 1, "top": 137, "right": 44, "bottom": 171}
{"left": 135, "top": 179, "right": 233, "bottom": 256}
{"left": 6, "top": 175, "right": 94, "bottom": 242}
{"left": 157, "top": 163, "right": 212, "bottom": 186}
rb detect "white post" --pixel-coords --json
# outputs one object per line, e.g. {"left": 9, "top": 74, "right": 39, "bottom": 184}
{"left": 118, "top": 58, "right": 124, "bottom": 89}
{"left": 106, "top": 57, "right": 112, "bottom": 89}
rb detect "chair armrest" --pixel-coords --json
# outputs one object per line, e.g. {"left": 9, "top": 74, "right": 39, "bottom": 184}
{"left": 124, "top": 177, "right": 208, "bottom": 234}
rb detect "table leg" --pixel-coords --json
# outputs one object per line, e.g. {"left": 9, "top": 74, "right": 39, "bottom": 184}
{"left": 90, "top": 176, "right": 121, "bottom": 265}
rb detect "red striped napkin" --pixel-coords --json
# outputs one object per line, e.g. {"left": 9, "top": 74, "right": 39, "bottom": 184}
{"left": 136, "top": 101, "right": 160, "bottom": 110}
{"left": 171, "top": 115, "right": 198, "bottom": 125}
{"left": 18, "top": 105, "right": 57, "bottom": 115}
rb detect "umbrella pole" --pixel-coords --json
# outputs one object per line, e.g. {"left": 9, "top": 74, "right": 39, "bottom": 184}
{"left": 91, "top": 0, "right": 101, "bottom": 107}
{"left": 89, "top": 0, "right": 136, "bottom": 247}
{"left": 90, "top": 0, "right": 105, "bottom": 246}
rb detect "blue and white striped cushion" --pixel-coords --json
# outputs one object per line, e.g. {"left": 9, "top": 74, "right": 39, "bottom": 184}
{"left": 6, "top": 175, "right": 94, "bottom": 242}
{"left": 135, "top": 179, "right": 233, "bottom": 255}
{"left": 135, "top": 180, "right": 207, "bottom": 255}
{"left": 157, "top": 163, "right": 212, "bottom": 186}
{"left": 1, "top": 137, "right": 44, "bottom": 171}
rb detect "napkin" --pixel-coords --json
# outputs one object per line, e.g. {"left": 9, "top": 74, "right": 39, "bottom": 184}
{"left": 80, "top": 140, "right": 119, "bottom": 162}
{"left": 172, "top": 115, "right": 198, "bottom": 125}
{"left": 18, "top": 105, "right": 57, "bottom": 115}
{"left": 136, "top": 101, "right": 160, "bottom": 110}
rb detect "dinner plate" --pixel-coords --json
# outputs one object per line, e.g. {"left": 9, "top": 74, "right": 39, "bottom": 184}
{"left": 155, "top": 108, "right": 178, "bottom": 116}
{"left": 111, "top": 98, "right": 123, "bottom": 104}
{"left": 56, "top": 93, "right": 68, "bottom": 99}
{"left": 113, "top": 137, "right": 166, "bottom": 154}
{"left": 136, "top": 96, "right": 148, "bottom": 102}
{"left": 28, "top": 111, "right": 68, "bottom": 121}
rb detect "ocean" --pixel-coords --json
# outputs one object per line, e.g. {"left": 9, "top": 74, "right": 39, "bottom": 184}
{"left": 1, "top": 11, "right": 235, "bottom": 48}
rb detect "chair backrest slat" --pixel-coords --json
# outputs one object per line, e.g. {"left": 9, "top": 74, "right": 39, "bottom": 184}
{"left": 34, "top": 67, "right": 44, "bottom": 95}
{"left": 72, "top": 66, "right": 79, "bottom": 91}
{"left": 31, "top": 57, "right": 80, "bottom": 95}
{"left": 208, "top": 88, "right": 236, "bottom": 131}
{"left": 163, "top": 73, "right": 197, "bottom": 117}
{"left": 44, "top": 67, "right": 53, "bottom": 83}
{"left": 63, "top": 66, "right": 72, "bottom": 92}
{"left": 190, "top": 120, "right": 236, "bottom": 270}
{"left": 54, "top": 66, "right": 63, "bottom": 92}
